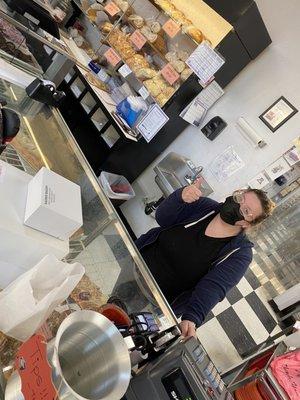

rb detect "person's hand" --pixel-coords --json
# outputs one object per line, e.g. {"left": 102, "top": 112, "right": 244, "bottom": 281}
{"left": 181, "top": 178, "right": 203, "bottom": 203}
{"left": 179, "top": 320, "right": 197, "bottom": 338}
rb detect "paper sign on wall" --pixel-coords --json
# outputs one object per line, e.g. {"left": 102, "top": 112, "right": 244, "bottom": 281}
{"left": 186, "top": 41, "right": 225, "bottom": 85}
{"left": 161, "top": 63, "right": 180, "bottom": 85}
{"left": 137, "top": 104, "right": 169, "bottom": 142}
{"left": 130, "top": 30, "right": 147, "bottom": 50}
{"left": 248, "top": 173, "right": 269, "bottom": 189}
{"left": 265, "top": 157, "right": 290, "bottom": 180}
{"left": 104, "top": 2, "right": 120, "bottom": 16}
{"left": 163, "top": 19, "right": 181, "bottom": 38}
{"left": 104, "top": 47, "right": 121, "bottom": 66}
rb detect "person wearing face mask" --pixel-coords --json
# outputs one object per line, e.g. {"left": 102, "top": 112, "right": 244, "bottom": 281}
{"left": 136, "top": 179, "right": 275, "bottom": 338}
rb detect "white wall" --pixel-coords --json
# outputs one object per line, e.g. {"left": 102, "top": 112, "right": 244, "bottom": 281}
{"left": 121, "top": 0, "right": 300, "bottom": 237}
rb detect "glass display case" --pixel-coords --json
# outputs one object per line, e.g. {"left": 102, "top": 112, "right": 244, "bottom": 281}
{"left": 0, "top": 74, "right": 177, "bottom": 366}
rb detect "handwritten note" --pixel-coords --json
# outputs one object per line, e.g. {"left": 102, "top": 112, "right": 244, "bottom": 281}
{"left": 161, "top": 63, "right": 180, "bottom": 85}
{"left": 104, "top": 47, "right": 121, "bottom": 66}
{"left": 16, "top": 334, "right": 57, "bottom": 400}
{"left": 104, "top": 2, "right": 120, "bottom": 16}
{"left": 163, "top": 19, "right": 180, "bottom": 38}
{"left": 130, "top": 30, "right": 147, "bottom": 50}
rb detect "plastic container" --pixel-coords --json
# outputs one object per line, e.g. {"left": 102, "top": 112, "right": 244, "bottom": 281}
{"left": 116, "top": 96, "right": 147, "bottom": 127}
{"left": 99, "top": 171, "right": 135, "bottom": 200}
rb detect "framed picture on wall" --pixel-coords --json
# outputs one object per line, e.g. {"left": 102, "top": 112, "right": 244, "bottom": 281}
{"left": 259, "top": 96, "right": 298, "bottom": 132}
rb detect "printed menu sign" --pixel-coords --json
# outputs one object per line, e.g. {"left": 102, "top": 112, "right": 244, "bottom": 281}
{"left": 130, "top": 30, "right": 147, "bottom": 50}
{"left": 163, "top": 19, "right": 181, "bottom": 38}
{"left": 186, "top": 41, "right": 225, "bottom": 85}
{"left": 16, "top": 334, "right": 57, "bottom": 400}
{"left": 104, "top": 47, "right": 121, "bottom": 66}
{"left": 104, "top": 2, "right": 120, "bottom": 16}
{"left": 137, "top": 104, "right": 169, "bottom": 142}
{"left": 161, "top": 63, "right": 180, "bottom": 85}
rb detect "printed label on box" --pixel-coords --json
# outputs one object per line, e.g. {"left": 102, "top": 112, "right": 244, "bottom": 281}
{"left": 163, "top": 19, "right": 181, "bottom": 38}
{"left": 130, "top": 30, "right": 147, "bottom": 50}
{"left": 161, "top": 63, "right": 180, "bottom": 85}
{"left": 104, "top": 47, "right": 121, "bottom": 66}
{"left": 104, "top": 1, "right": 120, "bottom": 16}
{"left": 16, "top": 334, "right": 57, "bottom": 400}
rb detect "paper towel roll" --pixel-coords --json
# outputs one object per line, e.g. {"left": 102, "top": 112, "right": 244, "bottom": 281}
{"left": 237, "top": 117, "right": 266, "bottom": 148}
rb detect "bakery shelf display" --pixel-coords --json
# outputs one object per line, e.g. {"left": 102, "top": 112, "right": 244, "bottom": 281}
{"left": 67, "top": 0, "right": 232, "bottom": 109}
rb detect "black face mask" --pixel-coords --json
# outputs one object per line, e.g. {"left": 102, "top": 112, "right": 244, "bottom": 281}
{"left": 219, "top": 196, "right": 244, "bottom": 225}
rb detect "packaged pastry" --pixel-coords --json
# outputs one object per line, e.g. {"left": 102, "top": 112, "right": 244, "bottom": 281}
{"left": 141, "top": 26, "right": 157, "bottom": 43}
{"left": 164, "top": 86, "right": 175, "bottom": 97}
{"left": 153, "top": 33, "right": 167, "bottom": 54}
{"left": 99, "top": 21, "right": 113, "bottom": 34}
{"left": 165, "top": 51, "right": 178, "bottom": 63}
{"left": 126, "top": 54, "right": 150, "bottom": 71}
{"left": 155, "top": 0, "right": 175, "bottom": 14}
{"left": 128, "top": 14, "right": 144, "bottom": 28}
{"left": 149, "top": 21, "right": 161, "bottom": 34}
{"left": 144, "top": 79, "right": 162, "bottom": 97}
{"left": 181, "top": 67, "right": 192, "bottom": 81}
{"left": 170, "top": 10, "right": 185, "bottom": 24}
{"left": 184, "top": 26, "right": 203, "bottom": 43}
{"left": 171, "top": 59, "right": 185, "bottom": 73}
{"left": 177, "top": 50, "right": 189, "bottom": 62}
{"left": 156, "top": 93, "right": 168, "bottom": 106}
{"left": 113, "top": 0, "right": 129, "bottom": 13}
{"left": 135, "top": 67, "right": 157, "bottom": 80}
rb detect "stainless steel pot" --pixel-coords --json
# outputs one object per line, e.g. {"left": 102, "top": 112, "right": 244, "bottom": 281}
{"left": 5, "top": 311, "right": 131, "bottom": 400}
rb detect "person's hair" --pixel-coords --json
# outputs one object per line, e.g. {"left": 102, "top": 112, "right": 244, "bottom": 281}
{"left": 246, "top": 188, "right": 275, "bottom": 225}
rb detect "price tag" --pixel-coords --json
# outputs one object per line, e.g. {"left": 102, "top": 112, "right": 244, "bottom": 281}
{"left": 16, "top": 334, "right": 57, "bottom": 400}
{"left": 161, "top": 63, "right": 180, "bottom": 85}
{"left": 104, "top": 1, "right": 120, "bottom": 16}
{"left": 137, "top": 104, "right": 169, "bottom": 142}
{"left": 104, "top": 47, "right": 121, "bottom": 66}
{"left": 162, "top": 19, "right": 181, "bottom": 38}
{"left": 118, "top": 64, "right": 132, "bottom": 77}
{"left": 138, "top": 86, "right": 149, "bottom": 100}
{"left": 130, "top": 30, "right": 147, "bottom": 50}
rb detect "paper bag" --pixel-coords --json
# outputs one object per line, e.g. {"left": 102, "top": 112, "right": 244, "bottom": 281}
{"left": 0, "top": 255, "right": 85, "bottom": 341}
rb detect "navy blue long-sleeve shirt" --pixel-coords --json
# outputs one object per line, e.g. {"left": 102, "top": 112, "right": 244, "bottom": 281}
{"left": 136, "top": 188, "right": 253, "bottom": 327}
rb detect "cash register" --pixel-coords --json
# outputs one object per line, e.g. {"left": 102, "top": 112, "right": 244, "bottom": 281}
{"left": 125, "top": 329, "right": 233, "bottom": 400}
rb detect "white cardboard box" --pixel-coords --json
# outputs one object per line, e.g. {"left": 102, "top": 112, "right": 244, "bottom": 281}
{"left": 24, "top": 167, "right": 83, "bottom": 240}
{"left": 0, "top": 161, "right": 69, "bottom": 288}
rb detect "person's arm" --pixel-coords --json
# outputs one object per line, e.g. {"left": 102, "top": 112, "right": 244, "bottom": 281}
{"left": 156, "top": 180, "right": 214, "bottom": 227}
{"left": 180, "top": 248, "right": 253, "bottom": 336}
